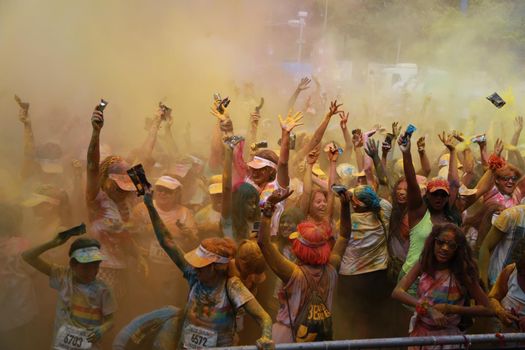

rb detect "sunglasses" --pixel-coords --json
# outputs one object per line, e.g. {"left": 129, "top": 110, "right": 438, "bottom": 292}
{"left": 498, "top": 175, "right": 519, "bottom": 182}
{"left": 435, "top": 238, "right": 458, "bottom": 250}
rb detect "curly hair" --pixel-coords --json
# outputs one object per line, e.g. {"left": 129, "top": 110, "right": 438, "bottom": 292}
{"left": 98, "top": 155, "right": 127, "bottom": 189}
{"left": 201, "top": 237, "right": 237, "bottom": 259}
{"left": 201, "top": 237, "right": 238, "bottom": 276}
{"left": 292, "top": 220, "right": 332, "bottom": 265}
{"left": 419, "top": 223, "right": 478, "bottom": 287}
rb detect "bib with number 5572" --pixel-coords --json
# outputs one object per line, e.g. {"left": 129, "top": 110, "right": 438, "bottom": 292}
{"left": 183, "top": 324, "right": 218, "bottom": 349}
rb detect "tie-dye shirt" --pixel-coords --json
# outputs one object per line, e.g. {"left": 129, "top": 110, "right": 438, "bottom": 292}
{"left": 50, "top": 265, "right": 116, "bottom": 349}
{"left": 415, "top": 270, "right": 464, "bottom": 330}
{"left": 180, "top": 266, "right": 254, "bottom": 349}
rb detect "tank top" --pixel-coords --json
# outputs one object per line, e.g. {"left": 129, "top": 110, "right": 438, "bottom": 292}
{"left": 402, "top": 210, "right": 432, "bottom": 274}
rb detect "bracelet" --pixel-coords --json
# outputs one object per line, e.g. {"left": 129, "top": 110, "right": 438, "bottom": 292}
{"left": 416, "top": 300, "right": 432, "bottom": 316}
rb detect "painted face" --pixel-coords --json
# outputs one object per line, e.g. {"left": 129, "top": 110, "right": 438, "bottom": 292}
{"left": 249, "top": 166, "right": 273, "bottom": 187}
{"left": 195, "top": 264, "right": 221, "bottom": 286}
{"left": 71, "top": 261, "right": 100, "bottom": 284}
{"left": 395, "top": 181, "right": 408, "bottom": 204}
{"left": 434, "top": 230, "right": 458, "bottom": 264}
{"left": 310, "top": 192, "right": 327, "bottom": 219}
{"left": 495, "top": 172, "right": 518, "bottom": 195}
{"left": 427, "top": 190, "right": 448, "bottom": 211}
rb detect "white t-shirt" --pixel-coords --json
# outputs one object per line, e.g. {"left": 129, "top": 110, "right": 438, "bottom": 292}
{"left": 339, "top": 200, "right": 392, "bottom": 275}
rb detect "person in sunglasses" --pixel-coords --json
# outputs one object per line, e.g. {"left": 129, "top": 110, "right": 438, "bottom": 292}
{"left": 392, "top": 224, "right": 492, "bottom": 347}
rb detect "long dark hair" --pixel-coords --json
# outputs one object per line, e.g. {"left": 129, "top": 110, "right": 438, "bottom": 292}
{"left": 420, "top": 223, "right": 478, "bottom": 287}
{"left": 232, "top": 183, "right": 260, "bottom": 241}
{"left": 389, "top": 177, "right": 408, "bottom": 241}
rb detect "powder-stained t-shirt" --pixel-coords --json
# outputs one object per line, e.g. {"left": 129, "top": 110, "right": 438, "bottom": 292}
{"left": 50, "top": 265, "right": 116, "bottom": 350}
{"left": 489, "top": 205, "right": 525, "bottom": 285}
{"left": 180, "top": 266, "right": 254, "bottom": 349}
{"left": 339, "top": 200, "right": 392, "bottom": 275}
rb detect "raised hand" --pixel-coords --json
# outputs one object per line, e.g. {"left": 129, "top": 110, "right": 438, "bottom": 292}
{"left": 392, "top": 122, "right": 402, "bottom": 138}
{"left": 327, "top": 100, "right": 343, "bottom": 117}
{"left": 397, "top": 133, "right": 411, "bottom": 154}
{"left": 91, "top": 109, "right": 104, "bottom": 131}
{"left": 210, "top": 99, "right": 230, "bottom": 121}
{"left": 15, "top": 94, "right": 30, "bottom": 124}
{"left": 279, "top": 110, "right": 304, "bottom": 133}
{"left": 452, "top": 130, "right": 464, "bottom": 143}
{"left": 324, "top": 141, "right": 340, "bottom": 162}
{"left": 417, "top": 136, "right": 426, "bottom": 152}
{"left": 494, "top": 138, "right": 504, "bottom": 156}
{"left": 365, "top": 138, "right": 380, "bottom": 159}
{"left": 339, "top": 111, "right": 349, "bottom": 130}
{"left": 266, "top": 188, "right": 294, "bottom": 206}
{"left": 297, "top": 77, "right": 311, "bottom": 91}
{"left": 438, "top": 131, "right": 455, "bottom": 151}
{"left": 306, "top": 144, "right": 321, "bottom": 165}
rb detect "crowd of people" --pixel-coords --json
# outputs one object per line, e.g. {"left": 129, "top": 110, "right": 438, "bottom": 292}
{"left": 2, "top": 77, "right": 525, "bottom": 350}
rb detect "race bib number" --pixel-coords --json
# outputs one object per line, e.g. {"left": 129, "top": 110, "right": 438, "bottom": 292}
{"left": 148, "top": 241, "right": 171, "bottom": 265}
{"left": 183, "top": 324, "right": 218, "bottom": 349}
{"left": 54, "top": 325, "right": 92, "bottom": 350}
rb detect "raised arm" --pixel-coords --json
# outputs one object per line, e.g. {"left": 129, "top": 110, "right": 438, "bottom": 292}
{"left": 277, "top": 111, "right": 303, "bottom": 188}
{"left": 257, "top": 189, "right": 296, "bottom": 284}
{"left": 416, "top": 136, "right": 431, "bottom": 177}
{"left": 438, "top": 132, "right": 460, "bottom": 206}
{"left": 338, "top": 111, "right": 352, "bottom": 163}
{"left": 15, "top": 95, "right": 38, "bottom": 178}
{"left": 143, "top": 188, "right": 189, "bottom": 272}
{"left": 398, "top": 134, "right": 426, "bottom": 226}
{"left": 325, "top": 143, "right": 338, "bottom": 220}
{"left": 365, "top": 138, "right": 387, "bottom": 186}
{"left": 353, "top": 130, "right": 365, "bottom": 172}
{"left": 329, "top": 192, "right": 351, "bottom": 269}
{"left": 136, "top": 106, "right": 165, "bottom": 164}
{"left": 300, "top": 146, "right": 320, "bottom": 216}
{"left": 221, "top": 140, "right": 234, "bottom": 239}
{"left": 511, "top": 116, "right": 523, "bottom": 146}
{"left": 86, "top": 108, "right": 104, "bottom": 202}
{"left": 22, "top": 230, "right": 73, "bottom": 276}
{"left": 287, "top": 77, "right": 310, "bottom": 111}
{"left": 295, "top": 100, "right": 342, "bottom": 161}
